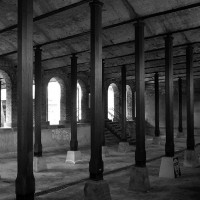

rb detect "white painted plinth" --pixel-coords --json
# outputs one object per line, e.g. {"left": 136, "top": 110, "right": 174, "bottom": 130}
{"left": 159, "top": 157, "right": 175, "bottom": 178}
{"left": 183, "top": 150, "right": 199, "bottom": 167}
{"left": 66, "top": 150, "right": 82, "bottom": 164}
{"left": 129, "top": 166, "right": 150, "bottom": 192}
{"left": 118, "top": 142, "right": 130, "bottom": 153}
{"left": 102, "top": 146, "right": 109, "bottom": 157}
{"left": 33, "top": 157, "right": 47, "bottom": 172}
{"left": 84, "top": 180, "right": 112, "bottom": 200}
{"left": 152, "top": 136, "right": 161, "bottom": 145}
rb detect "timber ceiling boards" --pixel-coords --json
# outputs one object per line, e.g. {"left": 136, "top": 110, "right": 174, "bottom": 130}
{"left": 0, "top": 0, "right": 200, "bottom": 80}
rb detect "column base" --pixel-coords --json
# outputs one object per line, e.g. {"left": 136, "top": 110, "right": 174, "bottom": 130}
{"left": 84, "top": 180, "right": 112, "bottom": 200}
{"left": 33, "top": 156, "right": 47, "bottom": 172}
{"left": 159, "top": 156, "right": 177, "bottom": 178}
{"left": 118, "top": 142, "right": 130, "bottom": 153}
{"left": 129, "top": 166, "right": 150, "bottom": 192}
{"left": 183, "top": 150, "right": 199, "bottom": 167}
{"left": 176, "top": 131, "right": 185, "bottom": 138}
{"left": 152, "top": 136, "right": 161, "bottom": 145}
{"left": 41, "top": 121, "right": 50, "bottom": 128}
{"left": 102, "top": 146, "right": 109, "bottom": 157}
{"left": 66, "top": 150, "right": 82, "bottom": 164}
{"left": 59, "top": 120, "right": 68, "bottom": 126}
{"left": 16, "top": 193, "right": 34, "bottom": 200}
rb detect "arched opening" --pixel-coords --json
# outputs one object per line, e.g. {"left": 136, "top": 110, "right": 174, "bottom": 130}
{"left": 48, "top": 78, "right": 61, "bottom": 125}
{"left": 77, "top": 82, "right": 82, "bottom": 121}
{"left": 126, "top": 85, "right": 132, "bottom": 120}
{"left": 107, "top": 83, "right": 119, "bottom": 121}
{"left": 0, "top": 70, "right": 12, "bottom": 127}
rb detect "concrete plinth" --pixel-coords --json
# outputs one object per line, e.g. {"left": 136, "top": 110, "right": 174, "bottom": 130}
{"left": 102, "top": 146, "right": 109, "bottom": 157}
{"left": 33, "top": 157, "right": 47, "bottom": 172}
{"left": 183, "top": 150, "right": 199, "bottom": 167}
{"left": 84, "top": 180, "right": 112, "bottom": 200}
{"left": 129, "top": 166, "right": 150, "bottom": 192}
{"left": 159, "top": 157, "right": 175, "bottom": 178}
{"left": 152, "top": 136, "right": 161, "bottom": 145}
{"left": 66, "top": 150, "right": 82, "bottom": 164}
{"left": 118, "top": 142, "right": 130, "bottom": 153}
{"left": 176, "top": 132, "right": 185, "bottom": 138}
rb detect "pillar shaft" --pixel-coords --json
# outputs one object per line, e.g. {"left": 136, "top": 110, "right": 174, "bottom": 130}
{"left": 121, "top": 66, "right": 127, "bottom": 141}
{"left": 34, "top": 47, "right": 42, "bottom": 157}
{"left": 178, "top": 77, "right": 183, "bottom": 132}
{"left": 186, "top": 45, "right": 195, "bottom": 150}
{"left": 0, "top": 80, "right": 1, "bottom": 127}
{"left": 70, "top": 54, "right": 78, "bottom": 151}
{"left": 165, "top": 35, "right": 174, "bottom": 157}
{"left": 15, "top": 0, "right": 35, "bottom": 199}
{"left": 89, "top": 0, "right": 104, "bottom": 181}
{"left": 135, "top": 21, "right": 146, "bottom": 167}
{"left": 154, "top": 72, "right": 160, "bottom": 137}
{"left": 102, "top": 60, "right": 105, "bottom": 146}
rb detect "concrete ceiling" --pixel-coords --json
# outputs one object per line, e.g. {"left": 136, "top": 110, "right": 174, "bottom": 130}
{"left": 0, "top": 0, "right": 200, "bottom": 82}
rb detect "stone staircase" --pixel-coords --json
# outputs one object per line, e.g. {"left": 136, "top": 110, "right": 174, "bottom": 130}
{"left": 104, "top": 119, "right": 136, "bottom": 146}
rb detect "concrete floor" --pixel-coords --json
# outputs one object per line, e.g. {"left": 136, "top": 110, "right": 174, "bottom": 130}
{"left": 0, "top": 133, "right": 200, "bottom": 200}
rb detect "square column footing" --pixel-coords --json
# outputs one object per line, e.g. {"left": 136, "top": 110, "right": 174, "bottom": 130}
{"left": 183, "top": 150, "right": 199, "bottom": 167}
{"left": 84, "top": 180, "right": 112, "bottom": 200}
{"left": 118, "top": 142, "right": 130, "bottom": 153}
{"left": 152, "top": 136, "right": 161, "bottom": 145}
{"left": 129, "top": 166, "right": 150, "bottom": 192}
{"left": 66, "top": 151, "right": 82, "bottom": 164}
{"left": 176, "top": 132, "right": 185, "bottom": 138}
{"left": 33, "top": 156, "right": 47, "bottom": 172}
{"left": 159, "top": 157, "right": 176, "bottom": 178}
{"left": 102, "top": 146, "right": 109, "bottom": 157}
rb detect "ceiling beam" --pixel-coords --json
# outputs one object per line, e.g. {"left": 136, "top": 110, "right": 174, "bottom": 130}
{"left": 0, "top": 0, "right": 91, "bottom": 34}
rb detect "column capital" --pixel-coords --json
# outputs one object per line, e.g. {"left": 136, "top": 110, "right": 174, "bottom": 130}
{"left": 34, "top": 45, "right": 42, "bottom": 52}
{"left": 89, "top": 0, "right": 103, "bottom": 7}
{"left": 165, "top": 34, "right": 173, "bottom": 41}
{"left": 134, "top": 20, "right": 145, "bottom": 27}
{"left": 71, "top": 53, "right": 77, "bottom": 59}
{"left": 186, "top": 44, "right": 193, "bottom": 51}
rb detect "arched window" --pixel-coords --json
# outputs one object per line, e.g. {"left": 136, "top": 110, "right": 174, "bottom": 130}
{"left": 48, "top": 78, "right": 61, "bottom": 125}
{"left": 0, "top": 70, "right": 12, "bottom": 127}
{"left": 77, "top": 82, "right": 82, "bottom": 121}
{"left": 126, "top": 85, "right": 132, "bottom": 120}
{"left": 107, "top": 83, "right": 119, "bottom": 121}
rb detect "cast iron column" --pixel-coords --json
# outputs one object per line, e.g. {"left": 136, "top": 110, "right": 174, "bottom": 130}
{"left": 0, "top": 79, "right": 1, "bottom": 127}
{"left": 178, "top": 77, "right": 183, "bottom": 132}
{"left": 89, "top": 0, "right": 104, "bottom": 180}
{"left": 121, "top": 65, "right": 127, "bottom": 141}
{"left": 154, "top": 72, "right": 160, "bottom": 137}
{"left": 165, "top": 35, "right": 174, "bottom": 157}
{"left": 34, "top": 46, "right": 43, "bottom": 156}
{"left": 15, "top": 0, "right": 35, "bottom": 199}
{"left": 70, "top": 54, "right": 78, "bottom": 151}
{"left": 135, "top": 21, "right": 146, "bottom": 167}
{"left": 102, "top": 60, "right": 105, "bottom": 146}
{"left": 186, "top": 45, "right": 195, "bottom": 150}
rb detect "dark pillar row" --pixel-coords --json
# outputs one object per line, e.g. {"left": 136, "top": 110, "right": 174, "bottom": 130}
{"left": 121, "top": 65, "right": 127, "bottom": 141}
{"left": 102, "top": 60, "right": 105, "bottom": 146}
{"left": 178, "top": 77, "right": 183, "bottom": 132}
{"left": 135, "top": 21, "right": 146, "bottom": 167}
{"left": 186, "top": 45, "right": 195, "bottom": 150}
{"left": 89, "top": 0, "right": 104, "bottom": 181}
{"left": 154, "top": 72, "right": 160, "bottom": 137}
{"left": 34, "top": 46, "right": 43, "bottom": 157}
{"left": 165, "top": 35, "right": 174, "bottom": 157}
{"left": 15, "top": 0, "right": 35, "bottom": 199}
{"left": 70, "top": 54, "right": 78, "bottom": 151}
